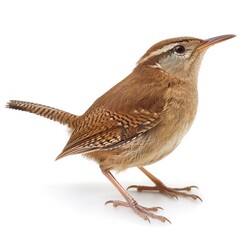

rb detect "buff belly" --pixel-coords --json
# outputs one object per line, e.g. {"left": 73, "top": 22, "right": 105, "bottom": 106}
{"left": 87, "top": 116, "right": 193, "bottom": 172}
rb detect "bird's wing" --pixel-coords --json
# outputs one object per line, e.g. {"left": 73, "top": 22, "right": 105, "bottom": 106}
{"left": 56, "top": 107, "right": 162, "bottom": 159}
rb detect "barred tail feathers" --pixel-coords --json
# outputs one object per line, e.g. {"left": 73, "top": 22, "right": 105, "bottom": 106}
{"left": 6, "top": 100, "right": 78, "bottom": 128}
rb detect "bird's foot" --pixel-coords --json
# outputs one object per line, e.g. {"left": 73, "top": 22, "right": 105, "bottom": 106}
{"left": 105, "top": 199, "right": 170, "bottom": 223}
{"left": 127, "top": 184, "right": 202, "bottom": 201}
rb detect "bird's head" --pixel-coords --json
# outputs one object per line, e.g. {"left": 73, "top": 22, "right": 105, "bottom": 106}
{"left": 137, "top": 34, "right": 235, "bottom": 80}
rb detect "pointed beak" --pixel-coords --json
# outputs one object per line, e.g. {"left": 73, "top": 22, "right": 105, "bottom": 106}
{"left": 197, "top": 34, "right": 236, "bottom": 52}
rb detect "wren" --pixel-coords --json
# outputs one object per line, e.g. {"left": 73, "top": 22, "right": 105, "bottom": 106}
{"left": 6, "top": 34, "right": 235, "bottom": 222}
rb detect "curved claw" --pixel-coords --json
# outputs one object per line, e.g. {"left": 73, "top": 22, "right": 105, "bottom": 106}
{"left": 190, "top": 185, "right": 199, "bottom": 189}
{"left": 193, "top": 195, "right": 203, "bottom": 202}
{"left": 127, "top": 185, "right": 144, "bottom": 192}
{"left": 105, "top": 200, "right": 114, "bottom": 206}
{"left": 163, "top": 217, "right": 172, "bottom": 224}
{"left": 126, "top": 185, "right": 137, "bottom": 191}
{"left": 105, "top": 200, "right": 130, "bottom": 208}
{"left": 167, "top": 192, "right": 179, "bottom": 200}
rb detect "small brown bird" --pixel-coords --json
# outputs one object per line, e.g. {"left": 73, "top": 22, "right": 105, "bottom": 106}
{"left": 6, "top": 34, "right": 235, "bottom": 222}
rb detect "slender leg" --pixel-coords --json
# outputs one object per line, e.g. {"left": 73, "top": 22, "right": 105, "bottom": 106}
{"left": 102, "top": 170, "right": 170, "bottom": 223}
{"left": 127, "top": 167, "right": 202, "bottom": 201}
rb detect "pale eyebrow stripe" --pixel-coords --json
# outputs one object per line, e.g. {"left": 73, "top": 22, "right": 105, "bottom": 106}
{"left": 138, "top": 39, "right": 195, "bottom": 64}
{"left": 138, "top": 43, "right": 178, "bottom": 64}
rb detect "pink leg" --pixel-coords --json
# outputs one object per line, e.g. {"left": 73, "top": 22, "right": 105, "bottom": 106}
{"left": 127, "top": 167, "right": 202, "bottom": 201}
{"left": 102, "top": 170, "right": 170, "bottom": 223}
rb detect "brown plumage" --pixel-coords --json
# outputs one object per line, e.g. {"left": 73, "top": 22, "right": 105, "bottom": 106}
{"left": 6, "top": 100, "right": 78, "bottom": 128}
{"left": 6, "top": 34, "right": 235, "bottom": 222}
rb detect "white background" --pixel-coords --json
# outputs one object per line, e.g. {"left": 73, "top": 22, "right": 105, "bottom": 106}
{"left": 0, "top": 0, "right": 239, "bottom": 239}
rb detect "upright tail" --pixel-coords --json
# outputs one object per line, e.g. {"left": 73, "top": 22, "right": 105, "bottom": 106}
{"left": 6, "top": 100, "right": 78, "bottom": 128}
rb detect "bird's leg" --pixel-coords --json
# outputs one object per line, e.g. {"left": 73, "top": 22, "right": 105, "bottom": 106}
{"left": 102, "top": 169, "right": 170, "bottom": 223}
{"left": 127, "top": 167, "right": 202, "bottom": 201}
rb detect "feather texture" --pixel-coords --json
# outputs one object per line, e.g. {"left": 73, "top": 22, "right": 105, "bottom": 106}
{"left": 6, "top": 100, "right": 78, "bottom": 128}
{"left": 56, "top": 107, "right": 161, "bottom": 159}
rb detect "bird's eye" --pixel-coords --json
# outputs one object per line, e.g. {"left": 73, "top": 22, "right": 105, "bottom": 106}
{"left": 173, "top": 45, "right": 186, "bottom": 54}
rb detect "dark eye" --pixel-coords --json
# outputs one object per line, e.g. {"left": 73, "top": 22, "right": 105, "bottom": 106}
{"left": 174, "top": 45, "right": 186, "bottom": 54}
